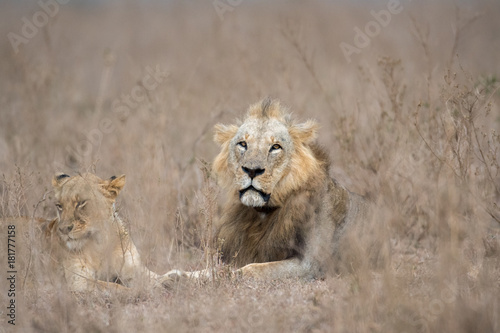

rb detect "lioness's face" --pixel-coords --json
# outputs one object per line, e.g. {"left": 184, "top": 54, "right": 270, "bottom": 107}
{"left": 228, "top": 118, "right": 293, "bottom": 207}
{"left": 52, "top": 173, "right": 125, "bottom": 251}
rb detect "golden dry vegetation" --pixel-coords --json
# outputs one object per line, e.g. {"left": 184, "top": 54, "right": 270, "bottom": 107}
{"left": 0, "top": 1, "right": 499, "bottom": 332}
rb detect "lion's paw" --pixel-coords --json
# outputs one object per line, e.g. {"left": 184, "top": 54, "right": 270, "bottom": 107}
{"left": 154, "top": 270, "right": 188, "bottom": 289}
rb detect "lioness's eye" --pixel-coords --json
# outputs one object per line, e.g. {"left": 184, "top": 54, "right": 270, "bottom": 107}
{"left": 270, "top": 144, "right": 282, "bottom": 151}
{"left": 55, "top": 203, "right": 63, "bottom": 211}
{"left": 238, "top": 141, "right": 247, "bottom": 149}
{"left": 77, "top": 201, "right": 87, "bottom": 209}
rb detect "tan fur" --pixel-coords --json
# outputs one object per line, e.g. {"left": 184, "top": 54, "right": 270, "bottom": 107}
{"left": 169, "top": 99, "right": 366, "bottom": 281}
{"left": 47, "top": 172, "right": 171, "bottom": 292}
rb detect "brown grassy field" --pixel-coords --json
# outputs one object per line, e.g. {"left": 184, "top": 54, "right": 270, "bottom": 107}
{"left": 1, "top": 1, "right": 499, "bottom": 332}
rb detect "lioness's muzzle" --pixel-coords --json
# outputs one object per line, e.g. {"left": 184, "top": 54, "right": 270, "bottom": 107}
{"left": 58, "top": 223, "right": 74, "bottom": 235}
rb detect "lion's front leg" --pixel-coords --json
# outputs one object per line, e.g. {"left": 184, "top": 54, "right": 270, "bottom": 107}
{"left": 163, "top": 267, "right": 240, "bottom": 285}
{"left": 164, "top": 268, "right": 213, "bottom": 281}
{"left": 237, "top": 258, "right": 317, "bottom": 280}
{"left": 165, "top": 258, "right": 314, "bottom": 282}
{"left": 165, "top": 258, "right": 316, "bottom": 283}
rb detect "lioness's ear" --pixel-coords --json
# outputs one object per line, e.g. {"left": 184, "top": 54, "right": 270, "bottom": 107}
{"left": 52, "top": 172, "right": 70, "bottom": 189}
{"left": 214, "top": 124, "right": 238, "bottom": 145}
{"left": 289, "top": 120, "right": 318, "bottom": 144}
{"left": 100, "top": 174, "right": 126, "bottom": 200}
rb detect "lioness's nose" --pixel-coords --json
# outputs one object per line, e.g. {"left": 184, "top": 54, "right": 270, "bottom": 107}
{"left": 242, "top": 166, "right": 265, "bottom": 179}
{"left": 59, "top": 224, "right": 74, "bottom": 235}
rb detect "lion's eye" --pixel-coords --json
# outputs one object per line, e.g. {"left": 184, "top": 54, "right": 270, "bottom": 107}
{"left": 270, "top": 144, "right": 282, "bottom": 151}
{"left": 77, "top": 200, "right": 87, "bottom": 209}
{"left": 55, "top": 203, "right": 63, "bottom": 211}
{"left": 238, "top": 141, "right": 247, "bottom": 149}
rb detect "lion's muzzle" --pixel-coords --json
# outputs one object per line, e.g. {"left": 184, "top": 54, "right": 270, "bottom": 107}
{"left": 239, "top": 185, "right": 270, "bottom": 207}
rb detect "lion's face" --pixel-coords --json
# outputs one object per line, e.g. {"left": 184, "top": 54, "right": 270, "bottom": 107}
{"left": 228, "top": 118, "right": 293, "bottom": 207}
{"left": 52, "top": 173, "right": 125, "bottom": 251}
{"left": 213, "top": 99, "right": 322, "bottom": 208}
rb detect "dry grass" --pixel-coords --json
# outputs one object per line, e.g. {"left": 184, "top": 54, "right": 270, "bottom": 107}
{"left": 0, "top": 1, "right": 499, "bottom": 332}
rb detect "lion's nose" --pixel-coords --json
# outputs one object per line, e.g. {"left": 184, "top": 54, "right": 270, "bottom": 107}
{"left": 59, "top": 224, "right": 74, "bottom": 235}
{"left": 242, "top": 166, "right": 265, "bottom": 179}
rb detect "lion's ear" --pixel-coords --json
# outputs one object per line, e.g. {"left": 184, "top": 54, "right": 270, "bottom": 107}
{"left": 290, "top": 120, "right": 318, "bottom": 144}
{"left": 100, "top": 175, "right": 126, "bottom": 200}
{"left": 214, "top": 124, "right": 238, "bottom": 145}
{"left": 52, "top": 172, "right": 70, "bottom": 189}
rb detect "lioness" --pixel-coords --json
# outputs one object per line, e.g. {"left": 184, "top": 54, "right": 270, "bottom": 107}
{"left": 47, "top": 172, "right": 171, "bottom": 291}
{"left": 169, "top": 99, "right": 366, "bottom": 281}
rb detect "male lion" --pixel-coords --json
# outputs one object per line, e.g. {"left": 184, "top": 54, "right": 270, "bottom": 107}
{"left": 170, "top": 99, "right": 366, "bottom": 281}
{"left": 47, "top": 172, "right": 171, "bottom": 291}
